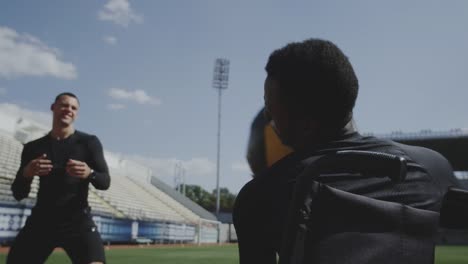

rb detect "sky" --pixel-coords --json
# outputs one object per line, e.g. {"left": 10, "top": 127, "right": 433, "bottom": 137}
{"left": 1, "top": 0, "right": 467, "bottom": 194}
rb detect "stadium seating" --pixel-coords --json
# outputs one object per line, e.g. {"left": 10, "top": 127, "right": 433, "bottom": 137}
{"left": 92, "top": 172, "right": 189, "bottom": 222}
{"left": 129, "top": 175, "right": 201, "bottom": 222}
{"left": 0, "top": 128, "right": 219, "bottom": 244}
{"left": 0, "top": 132, "right": 22, "bottom": 180}
{"left": 0, "top": 132, "right": 208, "bottom": 224}
{"left": 0, "top": 133, "right": 38, "bottom": 208}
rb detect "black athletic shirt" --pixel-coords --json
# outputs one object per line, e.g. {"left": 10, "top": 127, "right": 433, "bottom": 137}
{"left": 11, "top": 130, "right": 110, "bottom": 215}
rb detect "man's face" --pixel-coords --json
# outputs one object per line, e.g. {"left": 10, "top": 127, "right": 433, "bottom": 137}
{"left": 51, "top": 95, "right": 79, "bottom": 127}
{"left": 264, "top": 76, "right": 295, "bottom": 147}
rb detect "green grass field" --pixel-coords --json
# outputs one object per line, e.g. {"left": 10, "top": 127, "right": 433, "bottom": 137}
{"left": 0, "top": 244, "right": 466, "bottom": 263}
{"left": 435, "top": 246, "right": 468, "bottom": 264}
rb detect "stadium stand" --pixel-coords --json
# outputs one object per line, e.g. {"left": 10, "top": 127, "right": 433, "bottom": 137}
{"left": 129, "top": 176, "right": 201, "bottom": 222}
{"left": 149, "top": 176, "right": 218, "bottom": 222}
{"left": 0, "top": 132, "right": 37, "bottom": 208}
{"left": 0, "top": 111, "right": 220, "bottom": 245}
{"left": 92, "top": 172, "right": 187, "bottom": 221}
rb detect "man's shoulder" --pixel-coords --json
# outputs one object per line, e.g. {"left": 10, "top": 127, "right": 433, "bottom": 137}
{"left": 343, "top": 138, "right": 457, "bottom": 187}
{"left": 74, "top": 130, "right": 99, "bottom": 142}
{"left": 341, "top": 135, "right": 446, "bottom": 164}
{"left": 390, "top": 141, "right": 451, "bottom": 168}
{"left": 24, "top": 134, "right": 49, "bottom": 148}
{"left": 75, "top": 130, "right": 95, "bottom": 138}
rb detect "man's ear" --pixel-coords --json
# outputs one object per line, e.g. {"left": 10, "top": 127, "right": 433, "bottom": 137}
{"left": 50, "top": 103, "right": 54, "bottom": 111}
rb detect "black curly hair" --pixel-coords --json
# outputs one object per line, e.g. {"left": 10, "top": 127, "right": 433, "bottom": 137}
{"left": 265, "top": 38, "right": 358, "bottom": 130}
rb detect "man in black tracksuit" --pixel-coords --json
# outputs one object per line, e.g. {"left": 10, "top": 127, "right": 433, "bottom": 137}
{"left": 8, "top": 92, "right": 110, "bottom": 264}
{"left": 233, "top": 39, "right": 461, "bottom": 263}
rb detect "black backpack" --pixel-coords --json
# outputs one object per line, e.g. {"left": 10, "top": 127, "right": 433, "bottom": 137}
{"left": 279, "top": 150, "right": 442, "bottom": 264}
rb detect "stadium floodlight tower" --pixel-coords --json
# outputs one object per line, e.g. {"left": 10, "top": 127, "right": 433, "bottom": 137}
{"left": 174, "top": 161, "right": 186, "bottom": 195}
{"left": 212, "top": 58, "right": 230, "bottom": 218}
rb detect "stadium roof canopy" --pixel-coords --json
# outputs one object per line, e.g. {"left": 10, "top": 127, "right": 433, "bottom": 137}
{"left": 367, "top": 129, "right": 468, "bottom": 171}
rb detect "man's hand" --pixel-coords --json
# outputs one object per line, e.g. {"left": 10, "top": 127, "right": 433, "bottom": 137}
{"left": 66, "top": 159, "right": 92, "bottom": 179}
{"left": 23, "top": 154, "right": 53, "bottom": 178}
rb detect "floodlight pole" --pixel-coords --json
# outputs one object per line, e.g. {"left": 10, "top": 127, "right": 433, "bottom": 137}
{"left": 212, "top": 58, "right": 230, "bottom": 219}
{"left": 215, "top": 87, "right": 222, "bottom": 214}
{"left": 174, "top": 162, "right": 185, "bottom": 194}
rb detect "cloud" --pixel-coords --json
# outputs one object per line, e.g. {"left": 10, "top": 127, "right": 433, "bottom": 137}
{"left": 107, "top": 103, "right": 126, "bottom": 110}
{"left": 0, "top": 26, "right": 77, "bottom": 79}
{"left": 183, "top": 158, "right": 217, "bottom": 176}
{"left": 103, "top": 35, "right": 117, "bottom": 45}
{"left": 108, "top": 88, "right": 161, "bottom": 105}
{"left": 0, "top": 102, "right": 51, "bottom": 126}
{"left": 128, "top": 155, "right": 216, "bottom": 190}
{"left": 98, "top": 0, "right": 143, "bottom": 27}
{"left": 231, "top": 161, "right": 251, "bottom": 173}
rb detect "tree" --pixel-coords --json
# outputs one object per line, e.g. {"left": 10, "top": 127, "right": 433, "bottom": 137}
{"left": 181, "top": 185, "right": 236, "bottom": 213}
{"left": 213, "top": 187, "right": 236, "bottom": 213}
{"left": 183, "top": 184, "right": 215, "bottom": 211}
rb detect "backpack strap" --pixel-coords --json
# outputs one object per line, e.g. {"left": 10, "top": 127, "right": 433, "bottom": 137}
{"left": 280, "top": 154, "right": 325, "bottom": 264}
